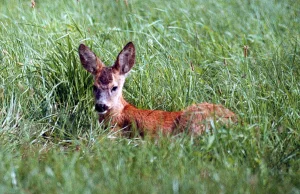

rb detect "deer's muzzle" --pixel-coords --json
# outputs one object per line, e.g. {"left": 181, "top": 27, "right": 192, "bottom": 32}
{"left": 95, "top": 103, "right": 109, "bottom": 114}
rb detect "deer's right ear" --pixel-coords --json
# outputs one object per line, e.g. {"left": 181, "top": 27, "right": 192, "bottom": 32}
{"left": 113, "top": 42, "right": 135, "bottom": 75}
{"left": 78, "top": 44, "right": 104, "bottom": 75}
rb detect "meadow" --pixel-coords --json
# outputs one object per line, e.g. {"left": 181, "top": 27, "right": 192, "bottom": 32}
{"left": 0, "top": 0, "right": 299, "bottom": 193}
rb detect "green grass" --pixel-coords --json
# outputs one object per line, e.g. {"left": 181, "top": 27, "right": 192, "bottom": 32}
{"left": 0, "top": 0, "right": 299, "bottom": 193}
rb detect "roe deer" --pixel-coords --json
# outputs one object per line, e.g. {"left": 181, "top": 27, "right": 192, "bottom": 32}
{"left": 79, "top": 42, "right": 237, "bottom": 136}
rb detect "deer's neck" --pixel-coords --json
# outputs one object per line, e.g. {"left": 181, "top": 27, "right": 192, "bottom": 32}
{"left": 110, "top": 95, "right": 129, "bottom": 116}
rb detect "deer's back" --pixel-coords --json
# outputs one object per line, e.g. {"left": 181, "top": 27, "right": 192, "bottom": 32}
{"left": 177, "top": 103, "right": 237, "bottom": 135}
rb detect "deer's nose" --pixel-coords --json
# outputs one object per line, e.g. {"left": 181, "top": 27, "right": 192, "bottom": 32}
{"left": 95, "top": 103, "right": 109, "bottom": 113}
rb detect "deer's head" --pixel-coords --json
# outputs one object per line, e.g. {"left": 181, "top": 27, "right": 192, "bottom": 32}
{"left": 78, "top": 42, "right": 135, "bottom": 114}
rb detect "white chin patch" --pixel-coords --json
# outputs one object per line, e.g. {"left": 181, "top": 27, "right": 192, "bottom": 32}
{"left": 97, "top": 110, "right": 107, "bottom": 115}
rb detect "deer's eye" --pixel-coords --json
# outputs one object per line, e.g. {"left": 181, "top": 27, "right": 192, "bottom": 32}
{"left": 111, "top": 86, "right": 118, "bottom": 92}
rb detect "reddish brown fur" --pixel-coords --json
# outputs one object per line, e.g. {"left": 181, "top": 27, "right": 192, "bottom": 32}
{"left": 98, "top": 97, "right": 183, "bottom": 136}
{"left": 98, "top": 97, "right": 237, "bottom": 136}
{"left": 79, "top": 42, "right": 237, "bottom": 137}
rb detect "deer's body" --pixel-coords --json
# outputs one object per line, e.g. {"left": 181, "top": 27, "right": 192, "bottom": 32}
{"left": 79, "top": 42, "right": 237, "bottom": 136}
{"left": 98, "top": 96, "right": 182, "bottom": 135}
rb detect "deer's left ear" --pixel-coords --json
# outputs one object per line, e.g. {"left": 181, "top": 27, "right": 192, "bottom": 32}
{"left": 113, "top": 42, "right": 135, "bottom": 75}
{"left": 78, "top": 44, "right": 105, "bottom": 75}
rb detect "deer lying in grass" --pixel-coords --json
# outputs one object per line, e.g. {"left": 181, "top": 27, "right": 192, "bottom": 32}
{"left": 79, "top": 42, "right": 237, "bottom": 136}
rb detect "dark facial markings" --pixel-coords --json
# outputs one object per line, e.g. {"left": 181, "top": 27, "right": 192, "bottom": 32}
{"left": 98, "top": 67, "right": 113, "bottom": 85}
{"left": 93, "top": 85, "right": 101, "bottom": 99}
{"left": 93, "top": 85, "right": 98, "bottom": 93}
{"left": 93, "top": 67, "right": 118, "bottom": 98}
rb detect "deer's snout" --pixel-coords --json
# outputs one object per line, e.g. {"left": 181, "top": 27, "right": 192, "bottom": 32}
{"left": 95, "top": 103, "right": 109, "bottom": 114}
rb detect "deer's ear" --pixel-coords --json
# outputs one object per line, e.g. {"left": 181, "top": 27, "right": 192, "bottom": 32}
{"left": 113, "top": 42, "right": 135, "bottom": 75}
{"left": 78, "top": 44, "right": 104, "bottom": 75}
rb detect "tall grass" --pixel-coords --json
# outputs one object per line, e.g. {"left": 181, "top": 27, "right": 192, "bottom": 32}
{"left": 0, "top": 0, "right": 299, "bottom": 193}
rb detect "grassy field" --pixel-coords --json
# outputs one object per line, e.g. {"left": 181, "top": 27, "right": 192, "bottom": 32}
{"left": 0, "top": 0, "right": 299, "bottom": 193}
